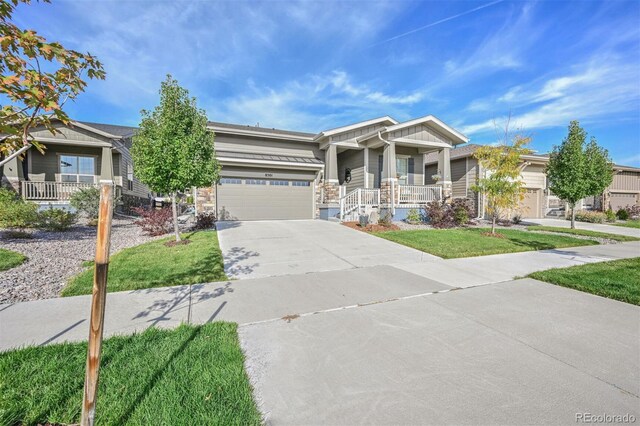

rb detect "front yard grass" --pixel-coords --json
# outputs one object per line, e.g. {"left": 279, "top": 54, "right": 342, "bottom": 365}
{"left": 527, "top": 226, "right": 640, "bottom": 242}
{"left": 614, "top": 219, "right": 640, "bottom": 229}
{"left": 0, "top": 248, "right": 26, "bottom": 271}
{"left": 373, "top": 228, "right": 597, "bottom": 259}
{"left": 528, "top": 257, "right": 640, "bottom": 305}
{"left": 62, "top": 231, "right": 227, "bottom": 296}
{"left": 0, "top": 322, "right": 261, "bottom": 425}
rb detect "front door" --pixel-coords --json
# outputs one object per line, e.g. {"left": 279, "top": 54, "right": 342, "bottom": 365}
{"left": 396, "top": 157, "right": 408, "bottom": 185}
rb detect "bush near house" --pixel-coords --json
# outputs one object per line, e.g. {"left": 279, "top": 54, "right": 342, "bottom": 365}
{"left": 195, "top": 211, "right": 216, "bottom": 229}
{"left": 573, "top": 210, "right": 607, "bottom": 224}
{"left": 36, "top": 207, "right": 77, "bottom": 231}
{"left": 616, "top": 208, "right": 629, "bottom": 220}
{"left": 424, "top": 199, "right": 474, "bottom": 228}
{"left": 132, "top": 206, "right": 173, "bottom": 236}
{"left": 0, "top": 188, "right": 38, "bottom": 232}
{"left": 69, "top": 187, "right": 101, "bottom": 219}
{"left": 405, "top": 208, "right": 422, "bottom": 224}
{"left": 605, "top": 208, "right": 616, "bottom": 222}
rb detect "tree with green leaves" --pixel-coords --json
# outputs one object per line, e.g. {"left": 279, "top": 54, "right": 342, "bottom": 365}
{"left": 132, "top": 75, "right": 219, "bottom": 242}
{"left": 472, "top": 134, "right": 532, "bottom": 235}
{"left": 545, "top": 121, "right": 613, "bottom": 229}
{"left": 0, "top": 0, "right": 105, "bottom": 166}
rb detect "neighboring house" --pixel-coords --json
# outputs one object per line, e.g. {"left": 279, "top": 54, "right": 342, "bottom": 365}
{"left": 195, "top": 115, "right": 469, "bottom": 221}
{"left": 424, "top": 144, "right": 640, "bottom": 219}
{"left": 1, "top": 120, "right": 153, "bottom": 210}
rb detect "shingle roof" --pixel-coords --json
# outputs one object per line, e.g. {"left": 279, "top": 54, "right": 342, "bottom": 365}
{"left": 217, "top": 151, "right": 323, "bottom": 164}
{"left": 208, "top": 121, "right": 316, "bottom": 138}
{"left": 424, "top": 143, "right": 483, "bottom": 163}
{"left": 77, "top": 121, "right": 138, "bottom": 137}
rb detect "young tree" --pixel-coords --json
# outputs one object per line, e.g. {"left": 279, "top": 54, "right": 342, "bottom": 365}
{"left": 472, "top": 134, "right": 532, "bottom": 235}
{"left": 0, "top": 0, "right": 105, "bottom": 166}
{"left": 546, "top": 121, "right": 613, "bottom": 229}
{"left": 132, "top": 75, "right": 219, "bottom": 242}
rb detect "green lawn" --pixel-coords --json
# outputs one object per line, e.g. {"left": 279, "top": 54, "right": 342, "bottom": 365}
{"left": 529, "top": 258, "right": 640, "bottom": 305}
{"left": 63, "top": 231, "right": 227, "bottom": 296}
{"left": 0, "top": 248, "right": 26, "bottom": 271}
{"left": 0, "top": 322, "right": 261, "bottom": 425}
{"left": 614, "top": 219, "right": 640, "bottom": 229}
{"left": 373, "top": 228, "right": 598, "bottom": 259}
{"left": 527, "top": 225, "right": 640, "bottom": 242}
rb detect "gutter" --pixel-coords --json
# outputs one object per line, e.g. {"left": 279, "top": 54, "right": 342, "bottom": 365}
{"left": 376, "top": 131, "right": 395, "bottom": 216}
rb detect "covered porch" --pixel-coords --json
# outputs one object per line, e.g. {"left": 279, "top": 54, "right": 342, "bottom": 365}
{"left": 315, "top": 115, "right": 469, "bottom": 221}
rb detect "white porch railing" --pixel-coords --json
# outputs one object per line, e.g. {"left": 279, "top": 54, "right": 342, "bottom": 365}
{"left": 21, "top": 181, "right": 99, "bottom": 201}
{"left": 340, "top": 188, "right": 380, "bottom": 221}
{"left": 398, "top": 184, "right": 441, "bottom": 204}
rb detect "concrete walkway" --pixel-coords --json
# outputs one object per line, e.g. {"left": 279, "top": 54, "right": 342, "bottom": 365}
{"left": 525, "top": 217, "right": 640, "bottom": 238}
{"left": 217, "top": 220, "right": 437, "bottom": 279}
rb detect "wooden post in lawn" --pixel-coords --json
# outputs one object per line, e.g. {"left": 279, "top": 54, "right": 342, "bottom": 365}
{"left": 81, "top": 183, "right": 114, "bottom": 426}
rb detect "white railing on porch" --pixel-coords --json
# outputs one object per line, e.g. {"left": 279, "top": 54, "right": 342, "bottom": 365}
{"left": 21, "top": 181, "right": 99, "bottom": 201}
{"left": 398, "top": 184, "right": 441, "bottom": 204}
{"left": 340, "top": 188, "right": 380, "bottom": 221}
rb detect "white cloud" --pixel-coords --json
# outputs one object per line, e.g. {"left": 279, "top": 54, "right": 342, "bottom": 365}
{"left": 206, "top": 71, "right": 424, "bottom": 131}
{"left": 461, "top": 54, "right": 640, "bottom": 135}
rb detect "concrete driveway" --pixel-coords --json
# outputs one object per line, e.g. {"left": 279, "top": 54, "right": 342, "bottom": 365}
{"left": 216, "top": 220, "right": 438, "bottom": 279}
{"left": 241, "top": 278, "right": 639, "bottom": 425}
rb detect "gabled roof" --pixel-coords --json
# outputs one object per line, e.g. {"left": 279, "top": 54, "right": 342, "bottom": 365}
{"left": 209, "top": 121, "right": 316, "bottom": 141}
{"left": 76, "top": 121, "right": 138, "bottom": 138}
{"left": 314, "top": 116, "right": 398, "bottom": 141}
{"left": 424, "top": 144, "right": 482, "bottom": 163}
{"left": 385, "top": 115, "right": 469, "bottom": 145}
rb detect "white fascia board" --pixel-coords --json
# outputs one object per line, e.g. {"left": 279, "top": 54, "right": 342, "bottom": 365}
{"left": 316, "top": 116, "right": 398, "bottom": 139}
{"left": 385, "top": 115, "right": 470, "bottom": 144}
{"left": 31, "top": 136, "right": 113, "bottom": 148}
{"left": 70, "top": 121, "right": 121, "bottom": 140}
{"left": 392, "top": 137, "right": 452, "bottom": 149}
{"left": 208, "top": 126, "right": 316, "bottom": 143}
{"left": 218, "top": 156, "right": 324, "bottom": 169}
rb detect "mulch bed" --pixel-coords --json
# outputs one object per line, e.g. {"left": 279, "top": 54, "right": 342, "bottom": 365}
{"left": 342, "top": 221, "right": 400, "bottom": 233}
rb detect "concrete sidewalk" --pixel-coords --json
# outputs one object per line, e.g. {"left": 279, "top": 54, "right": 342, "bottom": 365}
{"left": 395, "top": 240, "right": 640, "bottom": 287}
{"left": 525, "top": 217, "right": 640, "bottom": 238}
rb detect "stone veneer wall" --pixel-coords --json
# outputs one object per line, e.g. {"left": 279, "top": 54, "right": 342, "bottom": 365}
{"left": 196, "top": 186, "right": 216, "bottom": 213}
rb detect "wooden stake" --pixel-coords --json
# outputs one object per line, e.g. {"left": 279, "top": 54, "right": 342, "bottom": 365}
{"left": 81, "top": 183, "right": 114, "bottom": 426}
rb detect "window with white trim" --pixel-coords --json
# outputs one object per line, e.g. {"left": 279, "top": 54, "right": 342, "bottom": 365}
{"left": 59, "top": 155, "right": 96, "bottom": 183}
{"left": 127, "top": 162, "right": 134, "bottom": 191}
{"left": 292, "top": 181, "right": 310, "bottom": 187}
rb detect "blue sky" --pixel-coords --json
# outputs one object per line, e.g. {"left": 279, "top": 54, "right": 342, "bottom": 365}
{"left": 13, "top": 0, "right": 640, "bottom": 165}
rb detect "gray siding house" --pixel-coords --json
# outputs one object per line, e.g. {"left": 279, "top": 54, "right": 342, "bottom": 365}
{"left": 1, "top": 121, "right": 153, "bottom": 209}
{"left": 425, "top": 144, "right": 640, "bottom": 219}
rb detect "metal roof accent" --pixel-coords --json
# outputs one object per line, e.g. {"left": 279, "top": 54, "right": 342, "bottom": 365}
{"left": 217, "top": 151, "right": 323, "bottom": 164}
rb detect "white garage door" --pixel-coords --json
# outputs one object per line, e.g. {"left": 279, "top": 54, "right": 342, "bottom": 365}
{"left": 217, "top": 178, "right": 314, "bottom": 220}
{"left": 610, "top": 192, "right": 639, "bottom": 211}
{"left": 517, "top": 188, "right": 542, "bottom": 218}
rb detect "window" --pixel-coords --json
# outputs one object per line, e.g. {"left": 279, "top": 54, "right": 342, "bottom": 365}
{"left": 220, "top": 178, "right": 242, "bottom": 184}
{"left": 127, "top": 162, "right": 134, "bottom": 191}
{"left": 292, "top": 181, "right": 310, "bottom": 187}
{"left": 270, "top": 180, "right": 289, "bottom": 186}
{"left": 246, "top": 179, "right": 266, "bottom": 185}
{"left": 396, "top": 157, "right": 409, "bottom": 185}
{"left": 59, "top": 155, "right": 96, "bottom": 183}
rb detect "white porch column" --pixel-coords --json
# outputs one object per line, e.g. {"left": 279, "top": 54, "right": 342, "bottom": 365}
{"left": 325, "top": 144, "right": 338, "bottom": 183}
{"left": 381, "top": 141, "right": 396, "bottom": 181}
{"left": 99, "top": 147, "right": 114, "bottom": 183}
{"left": 437, "top": 147, "right": 452, "bottom": 202}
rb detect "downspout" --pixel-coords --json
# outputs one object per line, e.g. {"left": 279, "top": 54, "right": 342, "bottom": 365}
{"left": 376, "top": 131, "right": 394, "bottom": 216}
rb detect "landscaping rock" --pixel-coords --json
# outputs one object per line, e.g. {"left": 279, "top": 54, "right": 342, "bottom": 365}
{"left": 0, "top": 217, "right": 163, "bottom": 304}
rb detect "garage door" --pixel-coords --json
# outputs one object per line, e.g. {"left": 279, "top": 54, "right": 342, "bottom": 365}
{"left": 217, "top": 178, "right": 314, "bottom": 220}
{"left": 610, "top": 192, "right": 639, "bottom": 211}
{"left": 517, "top": 188, "right": 542, "bottom": 218}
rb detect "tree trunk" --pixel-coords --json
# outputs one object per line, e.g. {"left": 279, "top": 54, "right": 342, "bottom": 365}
{"left": 570, "top": 203, "right": 576, "bottom": 229}
{"left": 491, "top": 215, "right": 496, "bottom": 235}
{"left": 171, "top": 192, "right": 181, "bottom": 242}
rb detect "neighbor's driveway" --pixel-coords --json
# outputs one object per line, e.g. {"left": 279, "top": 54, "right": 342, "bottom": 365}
{"left": 216, "top": 220, "right": 438, "bottom": 279}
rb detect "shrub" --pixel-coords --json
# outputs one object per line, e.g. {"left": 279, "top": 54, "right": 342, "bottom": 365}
{"left": 573, "top": 210, "right": 606, "bottom": 223}
{"left": 405, "top": 208, "right": 422, "bottom": 224}
{"left": 0, "top": 188, "right": 38, "bottom": 230}
{"left": 37, "top": 208, "right": 78, "bottom": 231}
{"left": 378, "top": 211, "right": 392, "bottom": 227}
{"left": 512, "top": 214, "right": 522, "bottom": 224}
{"left": 69, "top": 187, "right": 101, "bottom": 219}
{"left": 195, "top": 211, "right": 216, "bottom": 229}
{"left": 616, "top": 208, "right": 629, "bottom": 220}
{"left": 627, "top": 205, "right": 640, "bottom": 219}
{"left": 424, "top": 199, "right": 473, "bottom": 228}
{"left": 605, "top": 208, "right": 617, "bottom": 222}
{"left": 132, "top": 207, "right": 173, "bottom": 236}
